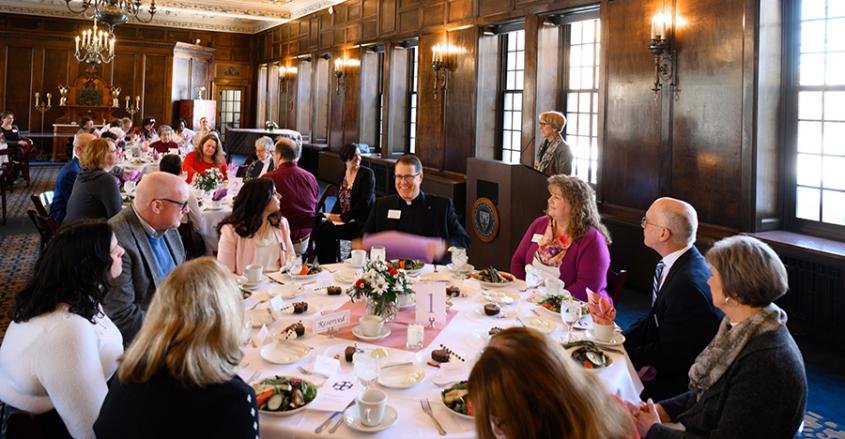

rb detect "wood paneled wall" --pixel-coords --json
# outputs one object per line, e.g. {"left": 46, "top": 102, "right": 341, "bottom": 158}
{"left": 253, "top": 0, "right": 781, "bottom": 290}
{"left": 0, "top": 13, "right": 253, "bottom": 136}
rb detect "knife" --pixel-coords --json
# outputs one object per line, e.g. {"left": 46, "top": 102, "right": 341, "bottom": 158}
{"left": 315, "top": 400, "right": 355, "bottom": 434}
{"left": 381, "top": 361, "right": 414, "bottom": 369}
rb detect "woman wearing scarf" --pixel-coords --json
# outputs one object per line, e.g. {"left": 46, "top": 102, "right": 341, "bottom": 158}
{"left": 534, "top": 111, "right": 573, "bottom": 176}
{"left": 634, "top": 235, "right": 807, "bottom": 438}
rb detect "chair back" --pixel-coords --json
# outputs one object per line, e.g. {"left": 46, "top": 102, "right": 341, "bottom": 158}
{"left": 305, "top": 184, "right": 338, "bottom": 262}
{"left": 606, "top": 269, "right": 629, "bottom": 304}
{"left": 30, "top": 192, "right": 53, "bottom": 217}
{"left": 26, "top": 209, "right": 59, "bottom": 248}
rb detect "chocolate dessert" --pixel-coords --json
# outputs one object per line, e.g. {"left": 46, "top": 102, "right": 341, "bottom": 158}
{"left": 484, "top": 303, "right": 500, "bottom": 316}
{"left": 327, "top": 286, "right": 343, "bottom": 296}
{"left": 431, "top": 349, "right": 451, "bottom": 363}
{"left": 292, "top": 302, "right": 308, "bottom": 314}
{"left": 488, "top": 327, "right": 503, "bottom": 336}
{"left": 446, "top": 286, "right": 461, "bottom": 297}
{"left": 285, "top": 322, "right": 305, "bottom": 338}
{"left": 344, "top": 346, "right": 358, "bottom": 362}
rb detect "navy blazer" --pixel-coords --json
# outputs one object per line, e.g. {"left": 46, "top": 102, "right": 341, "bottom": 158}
{"left": 623, "top": 246, "right": 723, "bottom": 400}
{"left": 49, "top": 157, "right": 80, "bottom": 223}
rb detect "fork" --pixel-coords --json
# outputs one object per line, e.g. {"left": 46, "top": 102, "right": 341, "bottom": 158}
{"left": 297, "top": 365, "right": 330, "bottom": 379}
{"left": 420, "top": 399, "right": 447, "bottom": 436}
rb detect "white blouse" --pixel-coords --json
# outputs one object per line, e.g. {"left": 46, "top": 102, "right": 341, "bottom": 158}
{"left": 0, "top": 304, "right": 123, "bottom": 439}
{"left": 253, "top": 228, "right": 284, "bottom": 272}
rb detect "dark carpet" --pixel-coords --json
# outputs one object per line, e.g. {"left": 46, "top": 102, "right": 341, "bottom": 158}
{"left": 0, "top": 166, "right": 843, "bottom": 436}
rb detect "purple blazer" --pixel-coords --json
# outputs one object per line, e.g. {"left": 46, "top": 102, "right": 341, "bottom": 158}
{"left": 510, "top": 216, "right": 611, "bottom": 302}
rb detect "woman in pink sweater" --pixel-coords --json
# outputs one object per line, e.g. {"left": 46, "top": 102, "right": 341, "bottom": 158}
{"left": 216, "top": 179, "right": 294, "bottom": 275}
{"left": 510, "top": 175, "right": 612, "bottom": 302}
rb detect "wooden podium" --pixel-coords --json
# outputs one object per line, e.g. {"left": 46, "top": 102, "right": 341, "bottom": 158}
{"left": 465, "top": 158, "right": 549, "bottom": 272}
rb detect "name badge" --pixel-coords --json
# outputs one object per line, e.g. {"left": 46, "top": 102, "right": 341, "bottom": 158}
{"left": 531, "top": 234, "right": 544, "bottom": 243}
{"left": 387, "top": 209, "right": 401, "bottom": 220}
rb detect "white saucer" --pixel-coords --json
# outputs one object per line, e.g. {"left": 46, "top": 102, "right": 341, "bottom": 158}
{"left": 397, "top": 296, "right": 416, "bottom": 309}
{"left": 481, "top": 289, "right": 519, "bottom": 305}
{"left": 203, "top": 205, "right": 225, "bottom": 211}
{"left": 333, "top": 270, "right": 361, "bottom": 284}
{"left": 343, "top": 404, "right": 399, "bottom": 433}
{"left": 246, "top": 307, "right": 274, "bottom": 327}
{"left": 588, "top": 332, "right": 626, "bottom": 347}
{"left": 344, "top": 258, "right": 368, "bottom": 269}
{"left": 238, "top": 275, "right": 267, "bottom": 287}
{"left": 377, "top": 364, "right": 425, "bottom": 388}
{"left": 259, "top": 341, "right": 312, "bottom": 364}
{"left": 447, "top": 263, "right": 474, "bottom": 274}
{"left": 522, "top": 316, "right": 556, "bottom": 334}
{"left": 352, "top": 325, "right": 391, "bottom": 341}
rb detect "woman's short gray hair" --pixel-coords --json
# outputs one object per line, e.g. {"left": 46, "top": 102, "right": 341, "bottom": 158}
{"left": 705, "top": 235, "right": 788, "bottom": 307}
{"left": 158, "top": 125, "right": 172, "bottom": 135}
{"left": 255, "top": 136, "right": 273, "bottom": 151}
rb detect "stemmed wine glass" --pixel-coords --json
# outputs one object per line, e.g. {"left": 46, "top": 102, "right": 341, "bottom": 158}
{"left": 560, "top": 299, "right": 583, "bottom": 343}
{"left": 290, "top": 255, "right": 303, "bottom": 276}
{"left": 353, "top": 352, "right": 381, "bottom": 389}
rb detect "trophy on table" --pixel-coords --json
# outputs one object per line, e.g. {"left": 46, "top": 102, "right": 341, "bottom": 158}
{"left": 110, "top": 86, "right": 121, "bottom": 108}
{"left": 57, "top": 84, "right": 69, "bottom": 106}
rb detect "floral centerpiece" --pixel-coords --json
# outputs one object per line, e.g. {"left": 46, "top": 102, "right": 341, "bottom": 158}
{"left": 348, "top": 259, "right": 414, "bottom": 320}
{"left": 264, "top": 121, "right": 279, "bottom": 131}
{"left": 193, "top": 167, "right": 224, "bottom": 194}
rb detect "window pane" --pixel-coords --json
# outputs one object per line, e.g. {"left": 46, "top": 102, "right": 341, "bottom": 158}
{"left": 512, "top": 131, "right": 521, "bottom": 149}
{"left": 582, "top": 20, "right": 595, "bottom": 43}
{"left": 568, "top": 114, "right": 579, "bottom": 135}
{"left": 504, "top": 93, "right": 512, "bottom": 109}
{"left": 567, "top": 93, "right": 578, "bottom": 112}
{"left": 796, "top": 186, "right": 821, "bottom": 221}
{"left": 504, "top": 111, "right": 512, "bottom": 130}
{"left": 829, "top": 19, "right": 845, "bottom": 51}
{"left": 802, "top": 0, "right": 826, "bottom": 20}
{"left": 798, "top": 121, "right": 822, "bottom": 153}
{"left": 797, "top": 153, "right": 822, "bottom": 186}
{"left": 581, "top": 67, "right": 593, "bottom": 89}
{"left": 826, "top": 53, "right": 845, "bottom": 85}
{"left": 822, "top": 190, "right": 845, "bottom": 225}
{"left": 516, "top": 30, "right": 525, "bottom": 51}
{"left": 823, "top": 156, "right": 845, "bottom": 189}
{"left": 507, "top": 52, "right": 516, "bottom": 70}
{"left": 503, "top": 131, "right": 511, "bottom": 149}
{"left": 579, "top": 116, "right": 590, "bottom": 136}
{"left": 830, "top": 1, "right": 845, "bottom": 18}
{"left": 824, "top": 91, "right": 845, "bottom": 120}
{"left": 801, "top": 20, "right": 826, "bottom": 53}
{"left": 569, "top": 70, "right": 581, "bottom": 89}
{"left": 800, "top": 54, "right": 825, "bottom": 85}
{"left": 515, "top": 73, "right": 524, "bottom": 90}
{"left": 824, "top": 121, "right": 845, "bottom": 155}
{"left": 582, "top": 44, "right": 594, "bottom": 66}
{"left": 513, "top": 95, "right": 522, "bottom": 111}
{"left": 507, "top": 71, "right": 515, "bottom": 90}
{"left": 799, "top": 91, "right": 823, "bottom": 119}
{"left": 579, "top": 92, "right": 591, "bottom": 112}
{"left": 571, "top": 22, "right": 582, "bottom": 45}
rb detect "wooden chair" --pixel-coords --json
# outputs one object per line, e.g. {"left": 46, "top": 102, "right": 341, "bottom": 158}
{"left": 26, "top": 209, "right": 59, "bottom": 249}
{"left": 305, "top": 184, "right": 338, "bottom": 263}
{"left": 606, "top": 269, "right": 629, "bottom": 305}
{"left": 30, "top": 191, "right": 54, "bottom": 218}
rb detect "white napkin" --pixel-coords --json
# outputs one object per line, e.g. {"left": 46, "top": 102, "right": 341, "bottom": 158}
{"left": 307, "top": 373, "right": 360, "bottom": 412}
{"left": 431, "top": 362, "right": 469, "bottom": 387}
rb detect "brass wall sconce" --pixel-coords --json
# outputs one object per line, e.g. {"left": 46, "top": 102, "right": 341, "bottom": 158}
{"left": 279, "top": 64, "right": 297, "bottom": 93}
{"left": 333, "top": 57, "right": 346, "bottom": 95}
{"left": 125, "top": 95, "right": 140, "bottom": 116}
{"left": 34, "top": 92, "right": 52, "bottom": 113}
{"left": 431, "top": 42, "right": 456, "bottom": 100}
{"left": 649, "top": 2, "right": 685, "bottom": 96}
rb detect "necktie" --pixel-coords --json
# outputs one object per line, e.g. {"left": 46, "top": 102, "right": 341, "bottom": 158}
{"left": 652, "top": 261, "right": 666, "bottom": 306}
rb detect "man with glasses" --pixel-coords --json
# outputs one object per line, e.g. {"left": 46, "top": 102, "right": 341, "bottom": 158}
{"left": 362, "top": 154, "right": 469, "bottom": 263}
{"left": 244, "top": 136, "right": 275, "bottom": 179}
{"left": 105, "top": 172, "right": 188, "bottom": 346}
{"left": 624, "top": 197, "right": 722, "bottom": 400}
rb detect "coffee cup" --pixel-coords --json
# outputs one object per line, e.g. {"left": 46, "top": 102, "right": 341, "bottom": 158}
{"left": 350, "top": 249, "right": 367, "bottom": 267}
{"left": 544, "top": 277, "right": 564, "bottom": 296}
{"left": 592, "top": 323, "right": 615, "bottom": 342}
{"left": 359, "top": 315, "right": 384, "bottom": 337}
{"left": 357, "top": 388, "right": 387, "bottom": 427}
{"left": 244, "top": 264, "right": 263, "bottom": 283}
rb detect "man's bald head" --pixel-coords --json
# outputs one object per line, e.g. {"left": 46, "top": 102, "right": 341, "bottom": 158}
{"left": 651, "top": 197, "right": 698, "bottom": 246}
{"left": 134, "top": 172, "right": 189, "bottom": 231}
{"left": 74, "top": 133, "right": 97, "bottom": 157}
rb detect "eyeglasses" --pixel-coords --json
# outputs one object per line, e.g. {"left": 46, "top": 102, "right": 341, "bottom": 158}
{"left": 156, "top": 198, "right": 189, "bottom": 212}
{"left": 395, "top": 173, "right": 420, "bottom": 182}
{"left": 640, "top": 216, "right": 669, "bottom": 230}
{"left": 539, "top": 122, "right": 550, "bottom": 126}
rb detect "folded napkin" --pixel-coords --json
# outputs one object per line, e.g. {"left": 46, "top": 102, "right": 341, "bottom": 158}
{"left": 432, "top": 361, "right": 469, "bottom": 387}
{"left": 212, "top": 187, "right": 228, "bottom": 201}
{"left": 587, "top": 288, "right": 616, "bottom": 325}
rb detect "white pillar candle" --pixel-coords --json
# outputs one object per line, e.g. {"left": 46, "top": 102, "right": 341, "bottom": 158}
{"left": 406, "top": 323, "right": 424, "bottom": 349}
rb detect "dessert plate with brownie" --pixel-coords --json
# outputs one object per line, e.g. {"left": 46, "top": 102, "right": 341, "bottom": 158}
{"left": 279, "top": 301, "right": 316, "bottom": 316}
{"left": 315, "top": 285, "right": 346, "bottom": 296}
{"left": 472, "top": 302, "right": 512, "bottom": 319}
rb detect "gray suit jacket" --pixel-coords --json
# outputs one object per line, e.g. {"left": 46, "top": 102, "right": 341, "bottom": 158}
{"left": 105, "top": 207, "right": 185, "bottom": 346}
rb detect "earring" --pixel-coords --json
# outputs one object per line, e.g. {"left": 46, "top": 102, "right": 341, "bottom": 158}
{"left": 723, "top": 297, "right": 730, "bottom": 305}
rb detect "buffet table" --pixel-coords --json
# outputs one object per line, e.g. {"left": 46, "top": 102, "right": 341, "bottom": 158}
{"left": 237, "top": 263, "right": 643, "bottom": 438}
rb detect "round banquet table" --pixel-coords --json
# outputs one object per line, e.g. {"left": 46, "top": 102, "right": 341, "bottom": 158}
{"left": 237, "top": 263, "right": 644, "bottom": 438}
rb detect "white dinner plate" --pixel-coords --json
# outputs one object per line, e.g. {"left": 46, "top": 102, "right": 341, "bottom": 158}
{"left": 259, "top": 341, "right": 312, "bottom": 364}
{"left": 351, "top": 325, "right": 391, "bottom": 341}
{"left": 343, "top": 404, "right": 399, "bottom": 432}
{"left": 237, "top": 275, "right": 267, "bottom": 287}
{"left": 522, "top": 316, "right": 556, "bottom": 334}
{"left": 446, "top": 263, "right": 474, "bottom": 274}
{"left": 246, "top": 307, "right": 274, "bottom": 327}
{"left": 377, "top": 364, "right": 426, "bottom": 388}
{"left": 587, "top": 332, "right": 626, "bottom": 347}
{"left": 481, "top": 289, "right": 520, "bottom": 305}
{"left": 533, "top": 306, "right": 592, "bottom": 330}
{"left": 333, "top": 270, "right": 361, "bottom": 284}
{"left": 268, "top": 284, "right": 304, "bottom": 299}
{"left": 290, "top": 271, "right": 323, "bottom": 282}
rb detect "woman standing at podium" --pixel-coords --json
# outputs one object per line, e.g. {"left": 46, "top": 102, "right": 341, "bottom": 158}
{"left": 534, "top": 111, "right": 573, "bottom": 176}
{"left": 510, "top": 174, "right": 611, "bottom": 302}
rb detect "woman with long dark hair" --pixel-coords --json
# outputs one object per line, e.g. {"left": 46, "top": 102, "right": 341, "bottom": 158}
{"left": 0, "top": 220, "right": 124, "bottom": 438}
{"left": 216, "top": 178, "right": 294, "bottom": 275}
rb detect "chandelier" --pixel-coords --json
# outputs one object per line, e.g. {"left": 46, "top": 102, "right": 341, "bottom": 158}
{"left": 64, "top": 0, "right": 156, "bottom": 29}
{"left": 75, "top": 19, "right": 116, "bottom": 65}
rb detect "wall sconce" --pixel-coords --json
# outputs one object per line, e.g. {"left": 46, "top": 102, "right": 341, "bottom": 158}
{"left": 432, "top": 41, "right": 456, "bottom": 100}
{"left": 649, "top": 1, "right": 685, "bottom": 96}
{"left": 125, "top": 95, "right": 140, "bottom": 117}
{"left": 279, "top": 65, "right": 292, "bottom": 93}
{"left": 34, "top": 92, "right": 52, "bottom": 113}
{"left": 333, "top": 57, "right": 345, "bottom": 95}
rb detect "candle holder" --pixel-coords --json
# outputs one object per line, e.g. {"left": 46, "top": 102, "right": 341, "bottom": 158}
{"left": 74, "top": 18, "right": 116, "bottom": 65}
{"left": 125, "top": 95, "right": 140, "bottom": 117}
{"left": 431, "top": 42, "right": 456, "bottom": 100}
{"left": 110, "top": 86, "right": 121, "bottom": 108}
{"left": 34, "top": 92, "right": 52, "bottom": 114}
{"left": 333, "top": 58, "right": 346, "bottom": 95}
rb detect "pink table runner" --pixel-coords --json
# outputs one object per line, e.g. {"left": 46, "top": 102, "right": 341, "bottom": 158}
{"left": 332, "top": 300, "right": 458, "bottom": 351}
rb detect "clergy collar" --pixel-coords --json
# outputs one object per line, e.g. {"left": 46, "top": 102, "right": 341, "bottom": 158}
{"left": 399, "top": 191, "right": 427, "bottom": 207}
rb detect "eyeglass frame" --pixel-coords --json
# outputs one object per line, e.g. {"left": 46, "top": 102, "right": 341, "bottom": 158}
{"left": 640, "top": 215, "right": 670, "bottom": 231}
{"left": 155, "top": 198, "right": 190, "bottom": 212}
{"left": 394, "top": 173, "right": 421, "bottom": 182}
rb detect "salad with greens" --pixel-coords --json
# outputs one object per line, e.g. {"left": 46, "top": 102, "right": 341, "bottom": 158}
{"left": 252, "top": 376, "right": 317, "bottom": 413}
{"left": 470, "top": 267, "right": 515, "bottom": 284}
{"left": 563, "top": 340, "right": 612, "bottom": 369}
{"left": 442, "top": 381, "right": 473, "bottom": 417}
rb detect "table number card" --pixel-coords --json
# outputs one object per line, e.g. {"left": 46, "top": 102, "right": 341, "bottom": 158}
{"left": 313, "top": 310, "right": 351, "bottom": 334}
{"left": 415, "top": 281, "right": 447, "bottom": 325}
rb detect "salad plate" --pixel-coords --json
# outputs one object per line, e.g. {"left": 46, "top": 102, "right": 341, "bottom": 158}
{"left": 352, "top": 325, "right": 392, "bottom": 341}
{"left": 390, "top": 259, "right": 425, "bottom": 276}
{"left": 470, "top": 267, "right": 515, "bottom": 288}
{"left": 441, "top": 381, "right": 474, "bottom": 420}
{"left": 587, "top": 332, "right": 626, "bottom": 347}
{"left": 333, "top": 270, "right": 361, "bottom": 284}
{"left": 253, "top": 376, "right": 318, "bottom": 416}
{"left": 377, "top": 364, "right": 426, "bottom": 388}
{"left": 260, "top": 341, "right": 312, "bottom": 364}
{"left": 343, "top": 404, "right": 399, "bottom": 432}
{"left": 565, "top": 342, "right": 614, "bottom": 370}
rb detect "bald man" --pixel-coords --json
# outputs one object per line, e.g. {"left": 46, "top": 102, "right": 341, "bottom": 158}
{"left": 105, "top": 172, "right": 188, "bottom": 345}
{"left": 50, "top": 132, "right": 97, "bottom": 223}
{"left": 624, "top": 197, "right": 722, "bottom": 401}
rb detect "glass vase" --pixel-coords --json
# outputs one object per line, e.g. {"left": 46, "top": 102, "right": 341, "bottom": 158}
{"left": 366, "top": 296, "right": 398, "bottom": 322}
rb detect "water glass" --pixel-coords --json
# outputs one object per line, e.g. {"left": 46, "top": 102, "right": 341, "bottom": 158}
{"left": 290, "top": 255, "right": 303, "bottom": 275}
{"left": 353, "top": 352, "right": 380, "bottom": 388}
{"left": 124, "top": 180, "right": 136, "bottom": 194}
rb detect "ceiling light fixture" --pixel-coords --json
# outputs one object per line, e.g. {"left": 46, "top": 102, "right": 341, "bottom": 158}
{"left": 64, "top": 0, "right": 157, "bottom": 30}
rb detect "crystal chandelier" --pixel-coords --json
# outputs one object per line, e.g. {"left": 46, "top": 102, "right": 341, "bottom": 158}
{"left": 64, "top": 0, "right": 156, "bottom": 29}
{"left": 75, "top": 19, "right": 116, "bottom": 65}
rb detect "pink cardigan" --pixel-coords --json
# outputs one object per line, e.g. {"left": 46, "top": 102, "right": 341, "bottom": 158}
{"left": 510, "top": 216, "right": 611, "bottom": 302}
{"left": 217, "top": 220, "right": 295, "bottom": 275}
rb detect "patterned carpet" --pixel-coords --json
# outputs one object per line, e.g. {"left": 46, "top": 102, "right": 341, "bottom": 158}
{"left": 0, "top": 167, "right": 843, "bottom": 436}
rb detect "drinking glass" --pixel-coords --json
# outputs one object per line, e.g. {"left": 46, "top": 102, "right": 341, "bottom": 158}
{"left": 353, "top": 352, "right": 381, "bottom": 389}
{"left": 290, "top": 255, "right": 303, "bottom": 276}
{"left": 561, "top": 299, "right": 583, "bottom": 343}
{"left": 124, "top": 180, "right": 136, "bottom": 194}
{"left": 370, "top": 246, "right": 386, "bottom": 262}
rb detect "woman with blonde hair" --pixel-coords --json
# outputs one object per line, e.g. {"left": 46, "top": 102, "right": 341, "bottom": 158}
{"left": 469, "top": 327, "right": 637, "bottom": 439}
{"left": 64, "top": 138, "right": 122, "bottom": 224}
{"left": 94, "top": 257, "right": 258, "bottom": 438}
{"left": 182, "top": 133, "right": 228, "bottom": 184}
{"left": 534, "top": 111, "right": 573, "bottom": 176}
{"left": 511, "top": 174, "right": 612, "bottom": 301}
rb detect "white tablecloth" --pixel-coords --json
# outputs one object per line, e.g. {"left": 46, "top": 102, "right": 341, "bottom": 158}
{"left": 238, "top": 263, "right": 643, "bottom": 438}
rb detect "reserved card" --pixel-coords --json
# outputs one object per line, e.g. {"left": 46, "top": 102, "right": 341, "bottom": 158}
{"left": 269, "top": 295, "right": 285, "bottom": 312}
{"left": 313, "top": 310, "right": 351, "bottom": 334}
{"left": 415, "top": 281, "right": 447, "bottom": 325}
